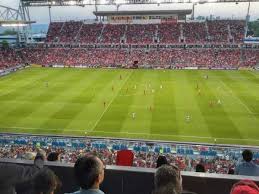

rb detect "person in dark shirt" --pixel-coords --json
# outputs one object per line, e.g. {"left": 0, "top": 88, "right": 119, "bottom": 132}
{"left": 235, "top": 149, "right": 259, "bottom": 176}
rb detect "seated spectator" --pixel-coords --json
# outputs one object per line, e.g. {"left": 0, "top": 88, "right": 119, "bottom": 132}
{"left": 228, "top": 168, "right": 235, "bottom": 175}
{"left": 235, "top": 149, "right": 259, "bottom": 176}
{"left": 156, "top": 155, "right": 168, "bottom": 168}
{"left": 230, "top": 180, "right": 259, "bottom": 194}
{"left": 33, "top": 168, "right": 61, "bottom": 194}
{"left": 47, "top": 152, "right": 61, "bottom": 162}
{"left": 16, "top": 168, "right": 61, "bottom": 194}
{"left": 68, "top": 155, "right": 105, "bottom": 194}
{"left": 0, "top": 150, "right": 46, "bottom": 194}
{"left": 154, "top": 164, "right": 182, "bottom": 194}
{"left": 154, "top": 164, "right": 197, "bottom": 194}
{"left": 195, "top": 163, "right": 206, "bottom": 173}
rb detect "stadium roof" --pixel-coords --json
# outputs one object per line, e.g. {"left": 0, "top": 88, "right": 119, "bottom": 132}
{"left": 0, "top": 20, "right": 35, "bottom": 26}
{"left": 93, "top": 10, "right": 192, "bottom": 16}
{"left": 20, "top": 0, "right": 259, "bottom": 6}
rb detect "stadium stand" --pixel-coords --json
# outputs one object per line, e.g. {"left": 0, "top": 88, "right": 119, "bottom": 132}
{"left": 18, "top": 48, "right": 259, "bottom": 69}
{"left": 207, "top": 20, "right": 230, "bottom": 43}
{"left": 44, "top": 20, "right": 245, "bottom": 44}
{"left": 183, "top": 22, "right": 207, "bottom": 43}
{"left": 78, "top": 23, "right": 103, "bottom": 44}
{"left": 158, "top": 23, "right": 181, "bottom": 43}
{"left": 0, "top": 134, "right": 259, "bottom": 175}
{"left": 0, "top": 49, "right": 23, "bottom": 70}
{"left": 101, "top": 24, "right": 126, "bottom": 43}
{"left": 46, "top": 22, "right": 64, "bottom": 43}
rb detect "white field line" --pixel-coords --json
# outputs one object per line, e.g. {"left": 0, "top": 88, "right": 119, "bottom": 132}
{"left": 88, "top": 71, "right": 133, "bottom": 132}
{"left": 83, "top": 129, "right": 259, "bottom": 142}
{"left": 219, "top": 80, "right": 254, "bottom": 115}
{"left": 2, "top": 126, "right": 259, "bottom": 142}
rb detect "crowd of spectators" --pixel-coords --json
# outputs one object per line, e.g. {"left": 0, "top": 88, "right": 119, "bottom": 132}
{"left": 183, "top": 22, "right": 207, "bottom": 43}
{"left": 101, "top": 24, "right": 126, "bottom": 43}
{"left": 207, "top": 20, "right": 230, "bottom": 43}
{"left": 0, "top": 47, "right": 258, "bottom": 70}
{"left": 0, "top": 48, "right": 23, "bottom": 70}
{"left": 46, "top": 22, "right": 64, "bottom": 43}
{"left": 0, "top": 135, "right": 259, "bottom": 175}
{"left": 78, "top": 23, "right": 103, "bottom": 43}
{"left": 158, "top": 23, "right": 180, "bottom": 43}
{"left": 19, "top": 48, "right": 259, "bottom": 69}
{"left": 126, "top": 24, "right": 157, "bottom": 44}
{"left": 45, "top": 20, "right": 245, "bottom": 44}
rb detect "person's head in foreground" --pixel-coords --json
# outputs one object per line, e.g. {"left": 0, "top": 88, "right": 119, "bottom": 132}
{"left": 47, "top": 152, "right": 61, "bottom": 162}
{"left": 195, "top": 163, "right": 206, "bottom": 173}
{"left": 242, "top": 150, "right": 253, "bottom": 162}
{"left": 34, "top": 168, "right": 60, "bottom": 194}
{"left": 230, "top": 180, "right": 259, "bottom": 194}
{"left": 156, "top": 155, "right": 168, "bottom": 168}
{"left": 154, "top": 164, "right": 182, "bottom": 194}
{"left": 74, "top": 155, "right": 105, "bottom": 193}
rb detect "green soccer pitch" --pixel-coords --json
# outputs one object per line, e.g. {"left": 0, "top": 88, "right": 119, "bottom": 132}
{"left": 0, "top": 67, "right": 259, "bottom": 146}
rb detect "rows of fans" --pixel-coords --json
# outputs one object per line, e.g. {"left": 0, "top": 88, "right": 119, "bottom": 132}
{"left": 0, "top": 135, "right": 259, "bottom": 174}
{"left": 0, "top": 48, "right": 258, "bottom": 70}
{"left": 46, "top": 20, "right": 245, "bottom": 44}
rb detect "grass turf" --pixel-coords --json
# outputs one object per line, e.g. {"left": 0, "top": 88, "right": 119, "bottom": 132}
{"left": 0, "top": 67, "right": 259, "bottom": 146}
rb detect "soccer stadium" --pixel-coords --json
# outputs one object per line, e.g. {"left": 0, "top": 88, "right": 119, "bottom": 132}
{"left": 0, "top": 0, "right": 259, "bottom": 194}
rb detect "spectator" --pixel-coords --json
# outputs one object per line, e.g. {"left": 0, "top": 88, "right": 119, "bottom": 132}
{"left": 33, "top": 168, "right": 61, "bottom": 194}
{"left": 154, "top": 165, "right": 182, "bottom": 194}
{"left": 195, "top": 164, "right": 206, "bottom": 173}
{"left": 68, "top": 155, "right": 105, "bottom": 194}
{"left": 156, "top": 155, "right": 168, "bottom": 168}
{"left": 228, "top": 168, "right": 235, "bottom": 175}
{"left": 230, "top": 180, "right": 259, "bottom": 194}
{"left": 16, "top": 168, "right": 61, "bottom": 194}
{"left": 0, "top": 149, "right": 45, "bottom": 194}
{"left": 47, "top": 152, "right": 60, "bottom": 162}
{"left": 235, "top": 150, "right": 259, "bottom": 176}
{"left": 154, "top": 165, "right": 197, "bottom": 194}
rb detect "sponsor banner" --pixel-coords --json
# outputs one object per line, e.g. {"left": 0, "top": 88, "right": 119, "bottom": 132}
{"left": 244, "top": 37, "right": 259, "bottom": 44}
{"left": 184, "top": 67, "right": 198, "bottom": 70}
{"left": 238, "top": 67, "right": 253, "bottom": 70}
{"left": 211, "top": 67, "right": 225, "bottom": 70}
{"left": 53, "top": 65, "right": 64, "bottom": 68}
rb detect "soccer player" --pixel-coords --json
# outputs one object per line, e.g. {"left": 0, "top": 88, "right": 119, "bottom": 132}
{"left": 112, "top": 85, "right": 114, "bottom": 91}
{"left": 196, "top": 83, "right": 199, "bottom": 90}
{"left": 198, "top": 89, "right": 201, "bottom": 96}
{"left": 103, "top": 101, "right": 106, "bottom": 108}
{"left": 132, "top": 112, "right": 136, "bottom": 119}
{"left": 185, "top": 115, "right": 191, "bottom": 123}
